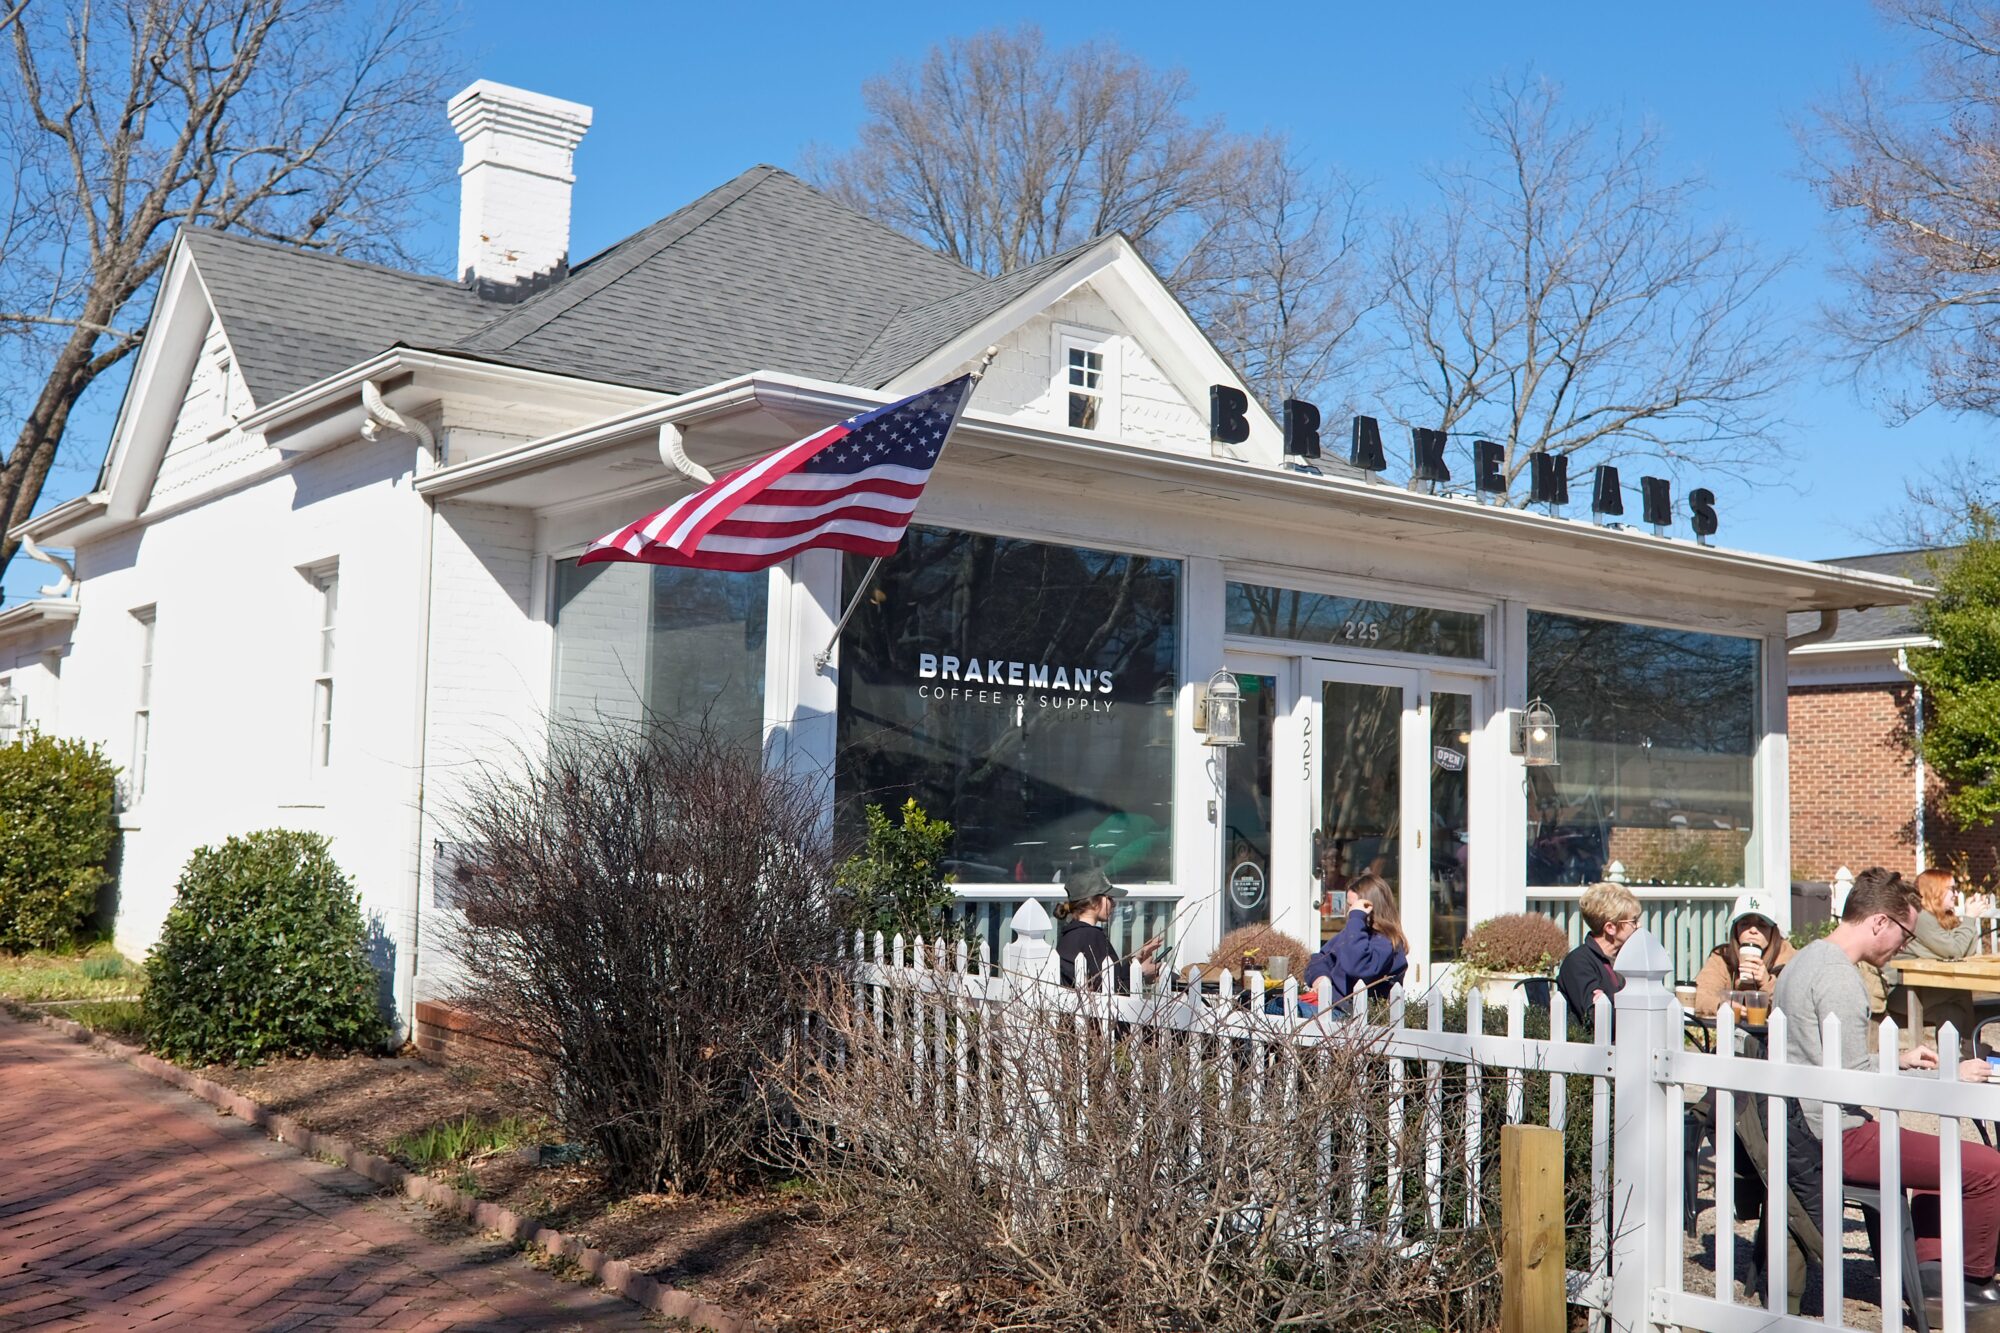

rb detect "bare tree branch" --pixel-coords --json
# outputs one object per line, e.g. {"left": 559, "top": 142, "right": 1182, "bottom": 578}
{"left": 0, "top": 0, "right": 461, "bottom": 593}
{"left": 1806, "top": 0, "right": 2000, "bottom": 421}
{"left": 805, "top": 25, "right": 1371, "bottom": 410}
{"left": 1377, "top": 76, "right": 1791, "bottom": 488}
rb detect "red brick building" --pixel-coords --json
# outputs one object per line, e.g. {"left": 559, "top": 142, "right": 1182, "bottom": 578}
{"left": 1788, "top": 549, "right": 2000, "bottom": 885}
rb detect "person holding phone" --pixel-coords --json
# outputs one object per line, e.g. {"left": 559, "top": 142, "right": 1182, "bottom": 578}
{"left": 1303, "top": 873, "right": 1408, "bottom": 1008}
{"left": 1054, "top": 869, "right": 1162, "bottom": 991}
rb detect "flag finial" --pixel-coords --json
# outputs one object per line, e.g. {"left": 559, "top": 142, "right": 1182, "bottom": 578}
{"left": 970, "top": 345, "right": 1001, "bottom": 382}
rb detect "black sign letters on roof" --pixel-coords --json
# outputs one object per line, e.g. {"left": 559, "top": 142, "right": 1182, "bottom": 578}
{"left": 1210, "top": 385, "right": 1251, "bottom": 446}
{"left": 1475, "top": 440, "right": 1507, "bottom": 496}
{"left": 1349, "top": 415, "right": 1387, "bottom": 472}
{"left": 1201, "top": 386, "right": 1719, "bottom": 538}
{"left": 1283, "top": 399, "right": 1322, "bottom": 459}
{"left": 1411, "top": 427, "right": 1451, "bottom": 483}
{"left": 1529, "top": 451, "right": 1570, "bottom": 506}
{"left": 1591, "top": 464, "right": 1624, "bottom": 517}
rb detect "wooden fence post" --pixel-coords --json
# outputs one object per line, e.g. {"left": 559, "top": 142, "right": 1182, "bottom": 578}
{"left": 1501, "top": 1122, "right": 1565, "bottom": 1333}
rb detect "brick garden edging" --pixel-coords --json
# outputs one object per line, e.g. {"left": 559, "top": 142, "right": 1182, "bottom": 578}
{"left": 2, "top": 1003, "right": 760, "bottom": 1333}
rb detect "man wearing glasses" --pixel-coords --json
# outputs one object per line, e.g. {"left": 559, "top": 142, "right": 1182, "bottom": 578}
{"left": 1773, "top": 866, "right": 2000, "bottom": 1304}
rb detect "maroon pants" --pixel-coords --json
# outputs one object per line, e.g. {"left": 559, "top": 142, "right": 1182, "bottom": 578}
{"left": 1843, "top": 1120, "right": 2000, "bottom": 1279}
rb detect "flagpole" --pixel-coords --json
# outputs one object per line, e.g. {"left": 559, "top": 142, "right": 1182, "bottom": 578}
{"left": 811, "top": 346, "right": 999, "bottom": 674}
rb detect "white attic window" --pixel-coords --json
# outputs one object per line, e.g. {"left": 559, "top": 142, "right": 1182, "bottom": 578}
{"left": 1055, "top": 326, "right": 1119, "bottom": 434}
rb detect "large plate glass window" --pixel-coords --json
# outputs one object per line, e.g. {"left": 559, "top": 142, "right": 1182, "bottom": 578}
{"left": 836, "top": 528, "right": 1179, "bottom": 884}
{"left": 549, "top": 558, "right": 767, "bottom": 749}
{"left": 1525, "top": 612, "right": 1760, "bottom": 888}
{"left": 1227, "top": 583, "right": 1485, "bottom": 659}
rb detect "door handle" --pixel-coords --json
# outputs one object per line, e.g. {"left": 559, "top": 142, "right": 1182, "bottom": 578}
{"left": 1311, "top": 827, "right": 1324, "bottom": 879}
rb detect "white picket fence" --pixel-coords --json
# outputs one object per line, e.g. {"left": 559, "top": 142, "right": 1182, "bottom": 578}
{"left": 845, "top": 906, "right": 1998, "bottom": 1333}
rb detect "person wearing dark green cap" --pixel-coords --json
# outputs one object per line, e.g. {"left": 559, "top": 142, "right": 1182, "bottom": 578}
{"left": 1055, "top": 869, "right": 1162, "bottom": 990}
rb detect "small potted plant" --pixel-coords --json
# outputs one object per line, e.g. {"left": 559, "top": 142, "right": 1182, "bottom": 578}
{"left": 1458, "top": 912, "right": 1571, "bottom": 1010}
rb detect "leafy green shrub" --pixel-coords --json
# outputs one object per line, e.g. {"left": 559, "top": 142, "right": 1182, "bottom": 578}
{"left": 836, "top": 799, "right": 956, "bottom": 941}
{"left": 144, "top": 830, "right": 387, "bottom": 1065}
{"left": 0, "top": 731, "right": 119, "bottom": 951}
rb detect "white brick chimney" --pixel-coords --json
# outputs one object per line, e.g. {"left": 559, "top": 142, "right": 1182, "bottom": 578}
{"left": 447, "top": 80, "right": 593, "bottom": 297}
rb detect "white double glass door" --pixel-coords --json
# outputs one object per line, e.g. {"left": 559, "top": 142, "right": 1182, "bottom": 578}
{"left": 1221, "top": 655, "right": 1484, "bottom": 983}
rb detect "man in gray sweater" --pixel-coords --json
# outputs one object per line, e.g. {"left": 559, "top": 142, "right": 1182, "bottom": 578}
{"left": 1772, "top": 866, "right": 2000, "bottom": 1304}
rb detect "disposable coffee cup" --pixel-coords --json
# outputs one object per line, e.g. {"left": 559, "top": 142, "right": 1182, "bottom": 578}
{"left": 1739, "top": 942, "right": 1764, "bottom": 984}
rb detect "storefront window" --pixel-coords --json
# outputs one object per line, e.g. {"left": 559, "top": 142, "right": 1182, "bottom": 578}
{"left": 837, "top": 528, "right": 1179, "bottom": 884}
{"left": 1227, "top": 583, "right": 1485, "bottom": 659}
{"left": 549, "top": 558, "right": 767, "bottom": 748}
{"left": 1525, "top": 612, "right": 1760, "bottom": 888}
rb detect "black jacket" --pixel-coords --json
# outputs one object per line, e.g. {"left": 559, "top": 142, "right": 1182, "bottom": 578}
{"left": 1556, "top": 937, "right": 1625, "bottom": 1034}
{"left": 1058, "top": 918, "right": 1121, "bottom": 989}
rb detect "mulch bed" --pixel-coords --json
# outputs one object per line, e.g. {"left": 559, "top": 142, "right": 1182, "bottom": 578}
{"left": 198, "top": 1051, "right": 994, "bottom": 1331}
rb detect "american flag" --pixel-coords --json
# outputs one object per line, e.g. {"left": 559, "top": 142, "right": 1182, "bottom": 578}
{"left": 578, "top": 376, "right": 975, "bottom": 573}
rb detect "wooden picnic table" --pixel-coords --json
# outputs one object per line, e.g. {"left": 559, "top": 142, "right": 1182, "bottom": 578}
{"left": 1888, "top": 953, "right": 2000, "bottom": 1039}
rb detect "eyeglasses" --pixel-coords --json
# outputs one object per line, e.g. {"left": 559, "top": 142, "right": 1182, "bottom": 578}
{"left": 1878, "top": 913, "right": 1916, "bottom": 948}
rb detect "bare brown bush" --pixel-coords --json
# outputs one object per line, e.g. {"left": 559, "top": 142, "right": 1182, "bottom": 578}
{"left": 772, "top": 969, "right": 1523, "bottom": 1333}
{"left": 440, "top": 719, "right": 840, "bottom": 1196}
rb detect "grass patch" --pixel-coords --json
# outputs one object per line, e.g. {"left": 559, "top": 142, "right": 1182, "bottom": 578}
{"left": 0, "top": 943, "right": 143, "bottom": 1001}
{"left": 59, "top": 999, "right": 147, "bottom": 1043}
{"left": 389, "top": 1113, "right": 542, "bottom": 1168}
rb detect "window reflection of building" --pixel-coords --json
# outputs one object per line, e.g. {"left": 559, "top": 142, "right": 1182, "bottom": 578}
{"left": 1525, "top": 612, "right": 1759, "bottom": 888}
{"left": 549, "top": 558, "right": 768, "bottom": 749}
{"left": 1227, "top": 583, "right": 1485, "bottom": 659}
{"left": 836, "top": 528, "right": 1179, "bottom": 884}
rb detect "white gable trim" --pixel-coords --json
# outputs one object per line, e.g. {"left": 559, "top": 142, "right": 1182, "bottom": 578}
{"left": 94, "top": 238, "right": 221, "bottom": 528}
{"left": 881, "top": 236, "right": 1283, "bottom": 465}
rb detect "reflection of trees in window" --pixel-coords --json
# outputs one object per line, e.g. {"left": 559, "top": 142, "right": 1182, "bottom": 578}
{"left": 836, "top": 529, "right": 1179, "bottom": 884}
{"left": 1318, "top": 681, "right": 1403, "bottom": 889}
{"left": 1226, "top": 583, "right": 1483, "bottom": 658}
{"left": 1525, "top": 612, "right": 1759, "bottom": 887}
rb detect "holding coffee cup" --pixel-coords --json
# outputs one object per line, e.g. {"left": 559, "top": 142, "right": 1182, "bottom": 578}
{"left": 1738, "top": 940, "right": 1764, "bottom": 986}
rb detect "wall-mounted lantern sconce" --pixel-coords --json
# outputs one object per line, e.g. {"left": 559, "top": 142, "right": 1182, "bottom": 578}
{"left": 1509, "top": 698, "right": 1559, "bottom": 767}
{"left": 1193, "top": 669, "right": 1243, "bottom": 747}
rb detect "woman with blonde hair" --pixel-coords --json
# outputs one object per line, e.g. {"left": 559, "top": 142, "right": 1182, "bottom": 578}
{"left": 1304, "top": 873, "right": 1409, "bottom": 1005}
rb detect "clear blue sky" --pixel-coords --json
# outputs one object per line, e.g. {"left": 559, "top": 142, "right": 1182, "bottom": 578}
{"left": 33, "top": 0, "right": 1987, "bottom": 571}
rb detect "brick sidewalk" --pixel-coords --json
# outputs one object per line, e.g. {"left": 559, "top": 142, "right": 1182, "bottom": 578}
{"left": 0, "top": 1014, "right": 653, "bottom": 1331}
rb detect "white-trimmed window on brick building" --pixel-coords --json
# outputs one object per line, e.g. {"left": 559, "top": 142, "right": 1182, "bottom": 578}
{"left": 306, "top": 565, "right": 338, "bottom": 767}
{"left": 1057, "top": 328, "right": 1118, "bottom": 433}
{"left": 131, "top": 607, "right": 156, "bottom": 801}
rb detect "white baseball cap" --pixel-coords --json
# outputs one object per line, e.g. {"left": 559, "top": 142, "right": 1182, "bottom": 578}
{"left": 1729, "top": 891, "right": 1780, "bottom": 934}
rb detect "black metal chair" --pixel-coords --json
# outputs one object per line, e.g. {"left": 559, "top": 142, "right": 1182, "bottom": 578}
{"left": 1734, "top": 1091, "right": 1931, "bottom": 1332}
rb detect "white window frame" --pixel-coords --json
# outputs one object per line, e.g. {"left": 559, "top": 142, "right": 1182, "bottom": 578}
{"left": 303, "top": 563, "right": 338, "bottom": 770}
{"left": 131, "top": 607, "right": 156, "bottom": 802}
{"left": 1053, "top": 324, "right": 1120, "bottom": 435}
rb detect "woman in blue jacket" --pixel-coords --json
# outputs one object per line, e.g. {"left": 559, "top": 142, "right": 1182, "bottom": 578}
{"left": 1305, "top": 873, "right": 1410, "bottom": 1007}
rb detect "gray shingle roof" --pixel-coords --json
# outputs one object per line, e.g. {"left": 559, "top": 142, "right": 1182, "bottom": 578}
{"left": 443, "top": 166, "right": 983, "bottom": 392}
{"left": 845, "top": 241, "right": 1101, "bottom": 387}
{"left": 181, "top": 229, "right": 494, "bottom": 405}
{"left": 1785, "top": 548, "right": 1940, "bottom": 644}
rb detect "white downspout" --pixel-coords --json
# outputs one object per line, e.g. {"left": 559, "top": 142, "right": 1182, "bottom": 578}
{"left": 363, "top": 380, "right": 437, "bottom": 1043}
{"left": 20, "top": 536, "right": 76, "bottom": 599}
{"left": 1785, "top": 608, "right": 1842, "bottom": 650}
{"left": 1902, "top": 646, "right": 1926, "bottom": 872}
